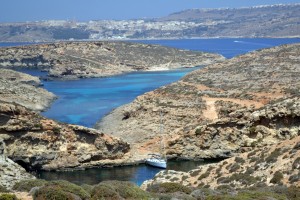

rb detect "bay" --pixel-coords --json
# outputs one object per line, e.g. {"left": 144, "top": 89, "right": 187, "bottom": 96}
{"left": 39, "top": 38, "right": 300, "bottom": 128}
{"left": 2, "top": 38, "right": 300, "bottom": 186}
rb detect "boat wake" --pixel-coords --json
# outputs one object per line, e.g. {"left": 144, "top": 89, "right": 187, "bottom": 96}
{"left": 233, "top": 40, "right": 272, "bottom": 47}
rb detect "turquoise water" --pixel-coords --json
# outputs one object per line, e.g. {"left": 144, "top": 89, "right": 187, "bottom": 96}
{"left": 42, "top": 67, "right": 199, "bottom": 127}
{"left": 39, "top": 38, "right": 300, "bottom": 127}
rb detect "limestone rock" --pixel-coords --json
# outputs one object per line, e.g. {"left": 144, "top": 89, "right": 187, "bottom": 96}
{"left": 0, "top": 102, "right": 130, "bottom": 171}
{"left": 98, "top": 43, "right": 300, "bottom": 160}
{"left": 0, "top": 68, "right": 55, "bottom": 111}
{"left": 142, "top": 135, "right": 300, "bottom": 190}
{"left": 0, "top": 41, "right": 225, "bottom": 79}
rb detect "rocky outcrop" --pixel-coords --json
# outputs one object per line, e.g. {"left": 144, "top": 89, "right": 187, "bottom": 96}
{"left": 0, "top": 140, "right": 35, "bottom": 190}
{"left": 0, "top": 102, "right": 130, "bottom": 171}
{"left": 167, "top": 97, "right": 300, "bottom": 159}
{"left": 98, "top": 43, "right": 300, "bottom": 159}
{"left": 142, "top": 135, "right": 300, "bottom": 190}
{"left": 0, "top": 69, "right": 55, "bottom": 111}
{"left": 0, "top": 41, "right": 225, "bottom": 79}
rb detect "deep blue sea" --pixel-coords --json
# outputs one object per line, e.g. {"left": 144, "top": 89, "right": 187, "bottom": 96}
{"left": 2, "top": 38, "right": 300, "bottom": 185}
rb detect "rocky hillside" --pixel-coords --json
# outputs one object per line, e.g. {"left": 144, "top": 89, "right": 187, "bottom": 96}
{"left": 142, "top": 134, "right": 300, "bottom": 190}
{"left": 159, "top": 4, "right": 300, "bottom": 38}
{"left": 0, "top": 102, "right": 130, "bottom": 171}
{"left": 0, "top": 4, "right": 299, "bottom": 41}
{"left": 0, "top": 69, "right": 55, "bottom": 111}
{"left": 0, "top": 41, "right": 224, "bottom": 79}
{"left": 97, "top": 43, "right": 300, "bottom": 159}
{"left": 0, "top": 139, "right": 35, "bottom": 189}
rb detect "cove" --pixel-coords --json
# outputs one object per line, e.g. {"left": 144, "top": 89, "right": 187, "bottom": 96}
{"left": 5, "top": 38, "right": 300, "bottom": 186}
{"left": 37, "top": 159, "right": 221, "bottom": 186}
{"left": 35, "top": 38, "right": 300, "bottom": 128}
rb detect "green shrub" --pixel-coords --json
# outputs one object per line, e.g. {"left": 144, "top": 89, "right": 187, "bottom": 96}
{"left": 12, "top": 179, "right": 47, "bottom": 192}
{"left": 80, "top": 184, "right": 93, "bottom": 195}
{"left": 33, "top": 185, "right": 75, "bottom": 200}
{"left": 234, "top": 157, "right": 245, "bottom": 164}
{"left": 198, "top": 171, "right": 210, "bottom": 180}
{"left": 147, "top": 182, "right": 192, "bottom": 194}
{"left": 46, "top": 180, "right": 90, "bottom": 200}
{"left": 292, "top": 157, "right": 300, "bottom": 169}
{"left": 229, "top": 163, "right": 240, "bottom": 173}
{"left": 97, "top": 181, "right": 150, "bottom": 199}
{"left": 91, "top": 184, "right": 121, "bottom": 200}
{"left": 289, "top": 172, "right": 300, "bottom": 183}
{"left": 286, "top": 186, "right": 300, "bottom": 200}
{"left": 270, "top": 171, "right": 284, "bottom": 184}
{"left": 0, "top": 194, "right": 18, "bottom": 200}
{"left": 0, "top": 185, "right": 10, "bottom": 193}
{"left": 265, "top": 149, "right": 281, "bottom": 163}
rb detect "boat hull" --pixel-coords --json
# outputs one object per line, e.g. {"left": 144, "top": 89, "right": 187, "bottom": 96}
{"left": 146, "top": 158, "right": 167, "bottom": 169}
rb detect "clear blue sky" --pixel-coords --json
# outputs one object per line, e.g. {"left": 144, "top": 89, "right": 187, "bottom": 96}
{"left": 1, "top": 0, "right": 299, "bottom": 22}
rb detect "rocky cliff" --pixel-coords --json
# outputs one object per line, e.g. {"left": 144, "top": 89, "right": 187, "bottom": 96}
{"left": 0, "top": 140, "right": 35, "bottom": 190}
{"left": 0, "top": 69, "right": 55, "bottom": 111}
{"left": 0, "top": 102, "right": 130, "bottom": 171}
{"left": 0, "top": 41, "right": 225, "bottom": 79}
{"left": 142, "top": 134, "right": 300, "bottom": 190}
{"left": 97, "top": 43, "right": 300, "bottom": 159}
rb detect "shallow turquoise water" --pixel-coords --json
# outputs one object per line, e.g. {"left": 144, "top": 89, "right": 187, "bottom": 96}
{"left": 38, "top": 38, "right": 300, "bottom": 127}
{"left": 42, "top": 68, "right": 199, "bottom": 127}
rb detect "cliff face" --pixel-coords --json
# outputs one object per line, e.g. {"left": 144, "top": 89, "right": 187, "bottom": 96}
{"left": 98, "top": 43, "right": 300, "bottom": 159}
{"left": 0, "top": 102, "right": 130, "bottom": 171}
{"left": 0, "top": 69, "right": 55, "bottom": 111}
{"left": 0, "top": 41, "right": 225, "bottom": 79}
{"left": 142, "top": 135, "right": 300, "bottom": 190}
{"left": 167, "top": 97, "right": 300, "bottom": 159}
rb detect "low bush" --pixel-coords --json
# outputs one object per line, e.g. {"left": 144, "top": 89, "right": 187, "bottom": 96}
{"left": 80, "top": 184, "right": 93, "bottom": 195}
{"left": 96, "top": 181, "right": 150, "bottom": 199}
{"left": 234, "top": 157, "right": 245, "bottom": 164}
{"left": 265, "top": 149, "right": 281, "bottom": 163}
{"left": 12, "top": 179, "right": 47, "bottom": 192}
{"left": 0, "top": 185, "right": 10, "bottom": 193}
{"left": 0, "top": 194, "right": 18, "bottom": 200}
{"left": 147, "top": 182, "right": 192, "bottom": 194}
{"left": 229, "top": 163, "right": 240, "bottom": 173}
{"left": 33, "top": 185, "right": 76, "bottom": 200}
{"left": 91, "top": 184, "right": 121, "bottom": 200}
{"left": 270, "top": 171, "right": 283, "bottom": 184}
{"left": 45, "top": 180, "right": 90, "bottom": 200}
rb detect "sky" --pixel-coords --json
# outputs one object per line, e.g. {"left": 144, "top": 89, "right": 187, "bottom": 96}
{"left": 0, "top": 0, "right": 299, "bottom": 23}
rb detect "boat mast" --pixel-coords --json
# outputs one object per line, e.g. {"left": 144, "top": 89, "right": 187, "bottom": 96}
{"left": 159, "top": 110, "right": 165, "bottom": 159}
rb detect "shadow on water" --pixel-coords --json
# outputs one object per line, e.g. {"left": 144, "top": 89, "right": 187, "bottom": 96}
{"left": 36, "top": 160, "right": 219, "bottom": 186}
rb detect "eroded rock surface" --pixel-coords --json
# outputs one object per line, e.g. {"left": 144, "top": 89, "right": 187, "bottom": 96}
{"left": 0, "top": 140, "right": 35, "bottom": 190}
{"left": 0, "top": 41, "right": 225, "bottom": 79}
{"left": 142, "top": 135, "right": 300, "bottom": 190}
{"left": 0, "top": 102, "right": 130, "bottom": 171}
{"left": 0, "top": 69, "right": 55, "bottom": 111}
{"left": 98, "top": 43, "right": 300, "bottom": 159}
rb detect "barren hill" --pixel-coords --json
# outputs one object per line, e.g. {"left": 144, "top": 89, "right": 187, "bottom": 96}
{"left": 97, "top": 43, "right": 300, "bottom": 159}
{"left": 0, "top": 41, "right": 224, "bottom": 79}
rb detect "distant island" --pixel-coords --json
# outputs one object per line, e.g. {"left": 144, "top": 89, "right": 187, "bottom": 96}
{"left": 0, "top": 4, "right": 299, "bottom": 42}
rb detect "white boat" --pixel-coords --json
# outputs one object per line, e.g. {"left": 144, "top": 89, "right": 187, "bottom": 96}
{"left": 146, "top": 153, "right": 167, "bottom": 169}
{"left": 145, "top": 111, "right": 167, "bottom": 169}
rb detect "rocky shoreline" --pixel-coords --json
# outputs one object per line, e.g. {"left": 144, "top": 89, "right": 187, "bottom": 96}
{"left": 0, "top": 69, "right": 55, "bottom": 111}
{"left": 0, "top": 41, "right": 225, "bottom": 79}
{"left": 0, "top": 42, "right": 299, "bottom": 195}
{"left": 98, "top": 43, "right": 300, "bottom": 160}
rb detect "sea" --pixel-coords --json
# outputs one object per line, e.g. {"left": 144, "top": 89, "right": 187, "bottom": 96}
{"left": 1, "top": 38, "right": 299, "bottom": 185}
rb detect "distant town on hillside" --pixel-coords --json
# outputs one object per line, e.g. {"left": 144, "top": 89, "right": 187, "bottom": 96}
{"left": 0, "top": 3, "right": 299, "bottom": 42}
